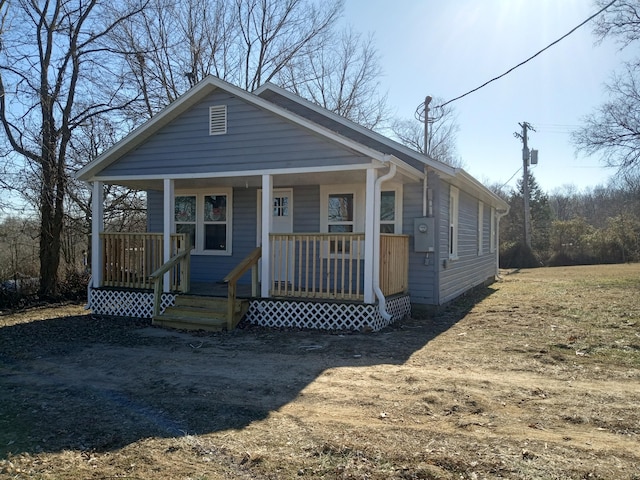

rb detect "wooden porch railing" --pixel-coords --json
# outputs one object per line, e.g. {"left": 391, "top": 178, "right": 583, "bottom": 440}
{"left": 270, "top": 233, "right": 409, "bottom": 300}
{"left": 223, "top": 247, "right": 262, "bottom": 330}
{"left": 150, "top": 248, "right": 191, "bottom": 317}
{"left": 101, "top": 233, "right": 187, "bottom": 290}
{"left": 270, "top": 233, "right": 365, "bottom": 300}
{"left": 379, "top": 234, "right": 410, "bottom": 296}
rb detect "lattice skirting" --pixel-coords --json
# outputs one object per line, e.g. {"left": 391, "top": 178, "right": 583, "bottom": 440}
{"left": 88, "top": 287, "right": 410, "bottom": 331}
{"left": 244, "top": 295, "right": 411, "bottom": 332}
{"left": 88, "top": 288, "right": 175, "bottom": 318}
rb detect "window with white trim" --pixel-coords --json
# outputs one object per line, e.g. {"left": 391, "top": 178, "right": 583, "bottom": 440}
{"left": 380, "top": 190, "right": 396, "bottom": 233}
{"left": 175, "top": 189, "right": 232, "bottom": 255}
{"left": 449, "top": 185, "right": 459, "bottom": 259}
{"left": 478, "top": 201, "right": 484, "bottom": 255}
{"left": 209, "top": 105, "right": 227, "bottom": 135}
{"left": 490, "top": 207, "right": 496, "bottom": 253}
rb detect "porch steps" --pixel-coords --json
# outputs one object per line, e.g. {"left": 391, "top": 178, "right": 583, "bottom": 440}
{"left": 152, "top": 295, "right": 249, "bottom": 332}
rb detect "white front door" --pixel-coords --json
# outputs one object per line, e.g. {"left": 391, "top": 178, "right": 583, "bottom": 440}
{"left": 257, "top": 188, "right": 293, "bottom": 283}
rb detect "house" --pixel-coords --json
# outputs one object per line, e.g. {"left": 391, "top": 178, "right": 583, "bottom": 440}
{"left": 77, "top": 76, "right": 509, "bottom": 332}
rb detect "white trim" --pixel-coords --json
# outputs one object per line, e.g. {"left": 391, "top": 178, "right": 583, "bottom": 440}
{"left": 261, "top": 175, "right": 272, "bottom": 297}
{"left": 163, "top": 179, "right": 175, "bottom": 292}
{"left": 449, "top": 185, "right": 459, "bottom": 260}
{"left": 490, "top": 207, "right": 496, "bottom": 253}
{"left": 363, "top": 169, "right": 376, "bottom": 303}
{"left": 174, "top": 188, "right": 233, "bottom": 255}
{"left": 92, "top": 161, "right": 387, "bottom": 183}
{"left": 478, "top": 201, "right": 484, "bottom": 256}
{"left": 257, "top": 188, "right": 293, "bottom": 245}
{"left": 77, "top": 76, "right": 400, "bottom": 181}
{"left": 91, "top": 181, "right": 104, "bottom": 288}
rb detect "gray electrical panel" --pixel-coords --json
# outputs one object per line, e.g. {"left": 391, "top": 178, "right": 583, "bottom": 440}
{"left": 413, "top": 217, "right": 435, "bottom": 252}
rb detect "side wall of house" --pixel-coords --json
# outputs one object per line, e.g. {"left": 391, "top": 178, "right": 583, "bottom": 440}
{"left": 437, "top": 181, "right": 496, "bottom": 304}
{"left": 403, "top": 179, "right": 438, "bottom": 305}
{"left": 101, "top": 90, "right": 369, "bottom": 177}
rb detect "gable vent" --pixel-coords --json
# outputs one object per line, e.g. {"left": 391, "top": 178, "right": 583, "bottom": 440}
{"left": 209, "top": 105, "right": 227, "bottom": 135}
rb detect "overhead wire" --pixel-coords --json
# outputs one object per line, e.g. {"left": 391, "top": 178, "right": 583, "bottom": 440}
{"left": 417, "top": 0, "right": 618, "bottom": 113}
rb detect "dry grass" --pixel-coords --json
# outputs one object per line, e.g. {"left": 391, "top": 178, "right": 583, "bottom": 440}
{"left": 1, "top": 264, "right": 639, "bottom": 479}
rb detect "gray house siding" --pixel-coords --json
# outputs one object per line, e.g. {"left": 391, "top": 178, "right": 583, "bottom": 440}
{"left": 258, "top": 90, "right": 430, "bottom": 173}
{"left": 403, "top": 182, "right": 438, "bottom": 305}
{"left": 101, "top": 91, "right": 370, "bottom": 178}
{"left": 439, "top": 184, "right": 496, "bottom": 304}
{"left": 147, "top": 189, "right": 163, "bottom": 232}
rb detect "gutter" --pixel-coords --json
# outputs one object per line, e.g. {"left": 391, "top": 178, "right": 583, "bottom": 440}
{"left": 372, "top": 161, "right": 397, "bottom": 321}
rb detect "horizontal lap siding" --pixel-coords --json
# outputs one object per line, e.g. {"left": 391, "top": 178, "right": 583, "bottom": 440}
{"left": 404, "top": 182, "right": 438, "bottom": 304}
{"left": 102, "top": 91, "right": 369, "bottom": 177}
{"left": 439, "top": 185, "right": 496, "bottom": 304}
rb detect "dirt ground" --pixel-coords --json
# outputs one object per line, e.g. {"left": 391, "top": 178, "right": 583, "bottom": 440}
{"left": 0, "top": 264, "right": 639, "bottom": 480}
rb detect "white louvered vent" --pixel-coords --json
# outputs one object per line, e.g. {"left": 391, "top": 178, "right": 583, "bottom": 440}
{"left": 209, "top": 105, "right": 227, "bottom": 135}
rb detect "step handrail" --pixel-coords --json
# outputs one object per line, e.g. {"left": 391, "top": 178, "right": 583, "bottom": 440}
{"left": 150, "top": 249, "right": 190, "bottom": 317}
{"left": 222, "top": 247, "right": 262, "bottom": 330}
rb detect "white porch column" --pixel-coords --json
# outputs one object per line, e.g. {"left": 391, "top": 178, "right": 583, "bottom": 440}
{"left": 363, "top": 168, "right": 376, "bottom": 303}
{"left": 91, "top": 181, "right": 104, "bottom": 288}
{"left": 163, "top": 178, "right": 175, "bottom": 293}
{"left": 260, "top": 174, "right": 272, "bottom": 297}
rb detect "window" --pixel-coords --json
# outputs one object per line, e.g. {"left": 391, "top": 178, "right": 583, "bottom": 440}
{"left": 209, "top": 105, "right": 227, "bottom": 135}
{"left": 490, "top": 207, "right": 496, "bottom": 253}
{"left": 203, "top": 194, "right": 228, "bottom": 251}
{"left": 478, "top": 201, "right": 484, "bottom": 255}
{"left": 449, "top": 186, "right": 459, "bottom": 259}
{"left": 327, "top": 193, "right": 354, "bottom": 253}
{"left": 175, "top": 195, "right": 196, "bottom": 250}
{"left": 380, "top": 190, "right": 396, "bottom": 233}
{"left": 175, "top": 190, "right": 232, "bottom": 255}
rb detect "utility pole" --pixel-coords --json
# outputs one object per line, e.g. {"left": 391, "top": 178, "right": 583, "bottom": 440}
{"left": 514, "top": 122, "right": 535, "bottom": 249}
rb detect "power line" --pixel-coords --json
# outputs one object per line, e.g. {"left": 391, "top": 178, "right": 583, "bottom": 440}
{"left": 430, "top": 0, "right": 618, "bottom": 110}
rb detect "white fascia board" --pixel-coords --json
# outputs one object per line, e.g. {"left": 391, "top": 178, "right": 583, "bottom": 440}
{"left": 93, "top": 161, "right": 386, "bottom": 183}
{"left": 78, "top": 76, "right": 392, "bottom": 182}
{"left": 453, "top": 169, "right": 509, "bottom": 210}
{"left": 255, "top": 82, "right": 457, "bottom": 177}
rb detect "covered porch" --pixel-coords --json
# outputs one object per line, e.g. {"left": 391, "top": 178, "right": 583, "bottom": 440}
{"left": 88, "top": 165, "right": 417, "bottom": 331}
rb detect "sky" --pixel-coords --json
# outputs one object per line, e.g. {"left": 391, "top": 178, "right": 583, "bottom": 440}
{"left": 342, "top": 0, "right": 631, "bottom": 193}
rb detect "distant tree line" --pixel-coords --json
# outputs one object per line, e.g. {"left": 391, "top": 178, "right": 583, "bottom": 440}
{"left": 497, "top": 173, "right": 640, "bottom": 268}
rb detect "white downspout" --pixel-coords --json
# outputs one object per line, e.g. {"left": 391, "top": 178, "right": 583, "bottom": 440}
{"left": 373, "top": 162, "right": 397, "bottom": 321}
{"left": 495, "top": 207, "right": 510, "bottom": 277}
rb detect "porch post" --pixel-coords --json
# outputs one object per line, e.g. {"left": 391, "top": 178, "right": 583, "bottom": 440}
{"left": 363, "top": 168, "right": 376, "bottom": 303}
{"left": 91, "top": 181, "right": 104, "bottom": 288}
{"left": 260, "top": 174, "right": 272, "bottom": 297}
{"left": 163, "top": 178, "right": 175, "bottom": 293}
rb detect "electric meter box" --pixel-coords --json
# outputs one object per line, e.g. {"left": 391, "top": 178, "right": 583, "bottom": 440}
{"left": 413, "top": 217, "right": 435, "bottom": 252}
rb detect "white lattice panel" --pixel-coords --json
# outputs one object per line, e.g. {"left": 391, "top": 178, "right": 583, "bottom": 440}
{"left": 89, "top": 288, "right": 174, "bottom": 318}
{"left": 245, "top": 295, "right": 410, "bottom": 332}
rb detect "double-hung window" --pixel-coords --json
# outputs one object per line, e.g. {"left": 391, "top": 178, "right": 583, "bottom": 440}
{"left": 175, "top": 189, "right": 232, "bottom": 255}
{"left": 327, "top": 193, "right": 354, "bottom": 253}
{"left": 449, "top": 185, "right": 459, "bottom": 259}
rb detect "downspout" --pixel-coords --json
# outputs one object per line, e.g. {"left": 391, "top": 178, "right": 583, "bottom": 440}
{"left": 495, "top": 207, "right": 510, "bottom": 277}
{"left": 373, "top": 161, "right": 397, "bottom": 321}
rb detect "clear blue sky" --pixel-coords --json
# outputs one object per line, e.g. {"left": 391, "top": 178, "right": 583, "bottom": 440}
{"left": 342, "top": 0, "right": 629, "bottom": 193}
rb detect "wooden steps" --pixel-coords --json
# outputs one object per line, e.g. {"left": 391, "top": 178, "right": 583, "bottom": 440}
{"left": 152, "top": 295, "right": 249, "bottom": 332}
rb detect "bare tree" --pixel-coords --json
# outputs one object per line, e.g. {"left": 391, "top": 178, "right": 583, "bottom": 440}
{"left": 390, "top": 98, "right": 463, "bottom": 167}
{"left": 0, "top": 0, "right": 147, "bottom": 297}
{"left": 572, "top": 0, "right": 640, "bottom": 176}
{"left": 280, "top": 27, "right": 388, "bottom": 129}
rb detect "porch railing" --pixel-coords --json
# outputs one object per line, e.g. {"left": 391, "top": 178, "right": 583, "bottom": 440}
{"left": 379, "top": 234, "right": 410, "bottom": 296}
{"left": 100, "top": 232, "right": 188, "bottom": 290}
{"left": 269, "top": 233, "right": 409, "bottom": 301}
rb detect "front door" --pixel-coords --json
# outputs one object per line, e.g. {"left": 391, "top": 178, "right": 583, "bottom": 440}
{"left": 257, "top": 188, "right": 293, "bottom": 283}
